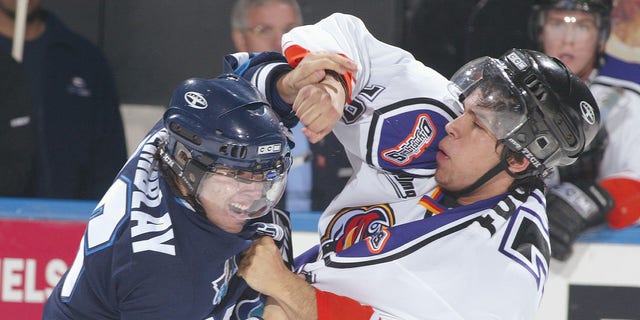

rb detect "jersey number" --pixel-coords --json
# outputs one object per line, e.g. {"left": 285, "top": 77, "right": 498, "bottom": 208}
{"left": 60, "top": 178, "right": 131, "bottom": 300}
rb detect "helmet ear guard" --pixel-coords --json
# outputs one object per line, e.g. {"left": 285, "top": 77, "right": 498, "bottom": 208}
{"left": 500, "top": 49, "right": 599, "bottom": 177}
{"left": 158, "top": 140, "right": 209, "bottom": 196}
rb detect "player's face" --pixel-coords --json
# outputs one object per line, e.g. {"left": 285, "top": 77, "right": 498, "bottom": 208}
{"left": 237, "top": 2, "right": 300, "bottom": 52}
{"left": 435, "top": 89, "right": 506, "bottom": 200}
{"left": 539, "top": 10, "right": 600, "bottom": 80}
{"left": 197, "top": 172, "right": 265, "bottom": 234}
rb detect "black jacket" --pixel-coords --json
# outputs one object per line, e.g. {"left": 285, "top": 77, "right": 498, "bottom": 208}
{"left": 0, "top": 54, "right": 34, "bottom": 197}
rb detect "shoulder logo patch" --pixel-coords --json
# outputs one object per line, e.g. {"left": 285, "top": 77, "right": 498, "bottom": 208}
{"left": 381, "top": 114, "right": 435, "bottom": 166}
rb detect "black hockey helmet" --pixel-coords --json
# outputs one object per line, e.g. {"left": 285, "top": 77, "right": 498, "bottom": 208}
{"left": 449, "top": 48, "right": 600, "bottom": 178}
{"left": 160, "top": 74, "right": 291, "bottom": 218}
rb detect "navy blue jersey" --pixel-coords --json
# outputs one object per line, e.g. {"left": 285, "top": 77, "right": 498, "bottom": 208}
{"left": 43, "top": 124, "right": 292, "bottom": 319}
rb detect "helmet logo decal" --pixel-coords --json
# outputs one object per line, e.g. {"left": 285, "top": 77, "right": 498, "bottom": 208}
{"left": 184, "top": 91, "right": 208, "bottom": 109}
{"left": 258, "top": 143, "right": 282, "bottom": 154}
{"left": 506, "top": 52, "right": 529, "bottom": 71}
{"left": 579, "top": 101, "right": 596, "bottom": 125}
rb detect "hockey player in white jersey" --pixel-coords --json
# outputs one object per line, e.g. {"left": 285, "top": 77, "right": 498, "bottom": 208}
{"left": 237, "top": 14, "right": 601, "bottom": 320}
{"left": 594, "top": 75, "right": 640, "bottom": 229}
{"left": 530, "top": 0, "right": 640, "bottom": 260}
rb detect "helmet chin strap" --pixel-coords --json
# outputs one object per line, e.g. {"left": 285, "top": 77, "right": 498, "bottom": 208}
{"left": 449, "top": 158, "right": 510, "bottom": 197}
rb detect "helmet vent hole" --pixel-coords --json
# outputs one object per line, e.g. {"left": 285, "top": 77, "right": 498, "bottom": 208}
{"left": 219, "top": 144, "right": 248, "bottom": 159}
{"left": 536, "top": 137, "right": 549, "bottom": 149}
{"left": 228, "top": 145, "right": 249, "bottom": 159}
{"left": 524, "top": 75, "right": 547, "bottom": 100}
{"left": 170, "top": 121, "right": 201, "bottom": 145}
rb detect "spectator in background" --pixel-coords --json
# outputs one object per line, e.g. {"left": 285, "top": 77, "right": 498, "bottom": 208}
{"left": 530, "top": 0, "right": 640, "bottom": 260}
{"left": 0, "top": 53, "right": 34, "bottom": 197}
{"left": 0, "top": 0, "right": 126, "bottom": 200}
{"left": 403, "top": 0, "right": 535, "bottom": 78}
{"left": 230, "top": 0, "right": 352, "bottom": 212}
{"left": 231, "top": 0, "right": 302, "bottom": 53}
{"left": 532, "top": 0, "right": 610, "bottom": 82}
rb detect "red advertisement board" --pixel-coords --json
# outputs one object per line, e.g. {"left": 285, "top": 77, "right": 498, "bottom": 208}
{"left": 0, "top": 219, "right": 86, "bottom": 319}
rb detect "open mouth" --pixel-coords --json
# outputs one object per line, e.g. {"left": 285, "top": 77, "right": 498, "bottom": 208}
{"left": 229, "top": 202, "right": 251, "bottom": 214}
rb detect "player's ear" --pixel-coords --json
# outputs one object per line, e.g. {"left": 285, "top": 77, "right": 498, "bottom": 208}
{"left": 175, "top": 177, "right": 191, "bottom": 197}
{"left": 232, "top": 31, "right": 248, "bottom": 52}
{"left": 506, "top": 156, "right": 530, "bottom": 174}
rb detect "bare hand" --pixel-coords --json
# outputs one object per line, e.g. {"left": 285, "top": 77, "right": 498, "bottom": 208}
{"left": 238, "top": 236, "right": 293, "bottom": 297}
{"left": 277, "top": 52, "right": 357, "bottom": 104}
{"left": 293, "top": 79, "right": 345, "bottom": 143}
{"left": 239, "top": 237, "right": 319, "bottom": 320}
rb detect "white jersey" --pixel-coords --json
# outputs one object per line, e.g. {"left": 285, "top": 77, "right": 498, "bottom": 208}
{"left": 300, "top": 188, "right": 549, "bottom": 320}
{"left": 281, "top": 13, "right": 549, "bottom": 320}
{"left": 592, "top": 75, "right": 640, "bottom": 181}
{"left": 282, "top": 13, "right": 461, "bottom": 255}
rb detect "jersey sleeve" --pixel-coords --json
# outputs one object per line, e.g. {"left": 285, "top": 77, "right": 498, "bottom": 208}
{"left": 281, "top": 13, "right": 458, "bottom": 173}
{"left": 222, "top": 52, "right": 298, "bottom": 128}
{"left": 281, "top": 13, "right": 375, "bottom": 102}
{"left": 280, "top": 14, "right": 459, "bottom": 217}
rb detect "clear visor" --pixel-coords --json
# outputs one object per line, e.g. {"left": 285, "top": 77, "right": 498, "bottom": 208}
{"left": 195, "top": 166, "right": 287, "bottom": 220}
{"left": 448, "top": 56, "right": 529, "bottom": 140}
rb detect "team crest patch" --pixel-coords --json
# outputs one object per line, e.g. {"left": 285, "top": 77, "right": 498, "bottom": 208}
{"left": 321, "top": 204, "right": 395, "bottom": 255}
{"left": 366, "top": 228, "right": 391, "bottom": 254}
{"left": 211, "top": 258, "right": 238, "bottom": 305}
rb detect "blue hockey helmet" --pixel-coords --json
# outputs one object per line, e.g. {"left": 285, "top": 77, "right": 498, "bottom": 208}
{"left": 160, "top": 74, "right": 291, "bottom": 218}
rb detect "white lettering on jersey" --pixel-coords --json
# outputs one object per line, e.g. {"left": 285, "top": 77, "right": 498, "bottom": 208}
{"left": 131, "top": 211, "right": 175, "bottom": 255}
{"left": 129, "top": 131, "right": 175, "bottom": 255}
{"left": 61, "top": 130, "right": 176, "bottom": 300}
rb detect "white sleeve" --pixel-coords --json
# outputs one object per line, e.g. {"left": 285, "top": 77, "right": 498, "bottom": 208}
{"left": 281, "top": 14, "right": 459, "bottom": 234}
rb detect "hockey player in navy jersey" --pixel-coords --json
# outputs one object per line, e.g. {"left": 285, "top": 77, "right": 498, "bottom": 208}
{"left": 43, "top": 74, "right": 295, "bottom": 319}
{"left": 236, "top": 14, "right": 602, "bottom": 320}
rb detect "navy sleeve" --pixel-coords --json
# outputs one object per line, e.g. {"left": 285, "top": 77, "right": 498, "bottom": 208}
{"left": 222, "top": 52, "right": 298, "bottom": 128}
